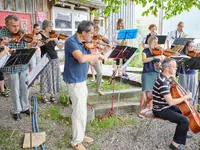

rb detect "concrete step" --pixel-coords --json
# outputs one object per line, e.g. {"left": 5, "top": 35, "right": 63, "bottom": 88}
{"left": 93, "top": 101, "right": 140, "bottom": 117}
{"left": 88, "top": 87, "right": 142, "bottom": 105}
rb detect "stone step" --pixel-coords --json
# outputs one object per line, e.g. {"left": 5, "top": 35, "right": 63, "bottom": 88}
{"left": 88, "top": 87, "right": 142, "bottom": 105}
{"left": 93, "top": 101, "right": 140, "bottom": 117}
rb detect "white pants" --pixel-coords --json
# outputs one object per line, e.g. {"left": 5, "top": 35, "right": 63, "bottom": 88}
{"left": 67, "top": 81, "right": 88, "bottom": 146}
{"left": 8, "top": 69, "right": 29, "bottom": 113}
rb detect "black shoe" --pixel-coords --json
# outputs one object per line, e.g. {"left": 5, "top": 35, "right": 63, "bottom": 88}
{"left": 21, "top": 109, "right": 31, "bottom": 115}
{"left": 13, "top": 113, "right": 21, "bottom": 120}
{"left": 169, "top": 143, "right": 185, "bottom": 150}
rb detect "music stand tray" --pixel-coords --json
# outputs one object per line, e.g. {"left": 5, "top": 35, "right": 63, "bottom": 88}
{"left": 145, "top": 35, "right": 167, "bottom": 44}
{"left": 4, "top": 48, "right": 36, "bottom": 67}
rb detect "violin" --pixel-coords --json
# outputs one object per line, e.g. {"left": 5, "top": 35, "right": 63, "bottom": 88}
{"left": 11, "top": 29, "right": 33, "bottom": 43}
{"left": 187, "top": 50, "right": 200, "bottom": 57}
{"left": 84, "top": 41, "right": 111, "bottom": 50}
{"left": 49, "top": 30, "right": 68, "bottom": 40}
{"left": 170, "top": 79, "right": 200, "bottom": 133}
{"left": 93, "top": 34, "right": 110, "bottom": 44}
{"left": 152, "top": 45, "right": 163, "bottom": 56}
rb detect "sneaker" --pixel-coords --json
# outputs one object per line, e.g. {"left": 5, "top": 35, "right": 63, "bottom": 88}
{"left": 101, "top": 79, "right": 104, "bottom": 83}
{"left": 186, "top": 131, "right": 193, "bottom": 138}
{"left": 72, "top": 143, "right": 86, "bottom": 150}
{"left": 96, "top": 90, "right": 104, "bottom": 96}
{"left": 91, "top": 79, "right": 95, "bottom": 82}
{"left": 13, "top": 113, "right": 21, "bottom": 120}
{"left": 84, "top": 136, "right": 94, "bottom": 143}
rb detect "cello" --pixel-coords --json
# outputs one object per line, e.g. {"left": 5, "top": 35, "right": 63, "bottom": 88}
{"left": 170, "top": 79, "right": 200, "bottom": 133}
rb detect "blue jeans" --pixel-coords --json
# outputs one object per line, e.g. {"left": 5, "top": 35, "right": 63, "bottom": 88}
{"left": 153, "top": 106, "right": 189, "bottom": 145}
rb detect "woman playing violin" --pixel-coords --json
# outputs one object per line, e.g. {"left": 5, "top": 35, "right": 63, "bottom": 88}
{"left": 28, "top": 23, "right": 43, "bottom": 71}
{"left": 89, "top": 25, "right": 112, "bottom": 95}
{"left": 139, "top": 35, "right": 165, "bottom": 118}
{"left": 177, "top": 40, "right": 197, "bottom": 105}
{"left": 38, "top": 20, "right": 64, "bottom": 103}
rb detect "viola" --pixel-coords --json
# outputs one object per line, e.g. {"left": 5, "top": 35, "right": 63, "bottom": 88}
{"left": 49, "top": 30, "right": 68, "bottom": 40}
{"left": 163, "top": 50, "right": 181, "bottom": 57}
{"left": 84, "top": 40, "right": 111, "bottom": 50}
{"left": 170, "top": 79, "right": 200, "bottom": 133}
{"left": 93, "top": 34, "right": 110, "bottom": 44}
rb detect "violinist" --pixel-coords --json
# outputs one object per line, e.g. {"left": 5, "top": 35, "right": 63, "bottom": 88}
{"left": 89, "top": 25, "right": 112, "bottom": 95}
{"left": 38, "top": 20, "right": 64, "bottom": 104}
{"left": 152, "top": 58, "right": 192, "bottom": 150}
{"left": 64, "top": 20, "right": 104, "bottom": 150}
{"left": 112, "top": 18, "right": 127, "bottom": 76}
{"left": 139, "top": 35, "right": 165, "bottom": 118}
{"left": 177, "top": 40, "right": 197, "bottom": 105}
{"left": 141, "top": 24, "right": 157, "bottom": 49}
{"left": 28, "top": 23, "right": 43, "bottom": 71}
{"left": 0, "top": 14, "right": 37, "bottom": 120}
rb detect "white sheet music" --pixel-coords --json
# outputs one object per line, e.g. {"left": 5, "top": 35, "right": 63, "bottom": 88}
{"left": 0, "top": 54, "right": 10, "bottom": 68}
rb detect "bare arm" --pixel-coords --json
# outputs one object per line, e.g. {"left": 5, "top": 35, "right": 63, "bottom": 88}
{"left": 163, "top": 92, "right": 192, "bottom": 106}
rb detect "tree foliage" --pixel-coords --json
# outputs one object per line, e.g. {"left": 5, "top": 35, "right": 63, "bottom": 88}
{"left": 94, "top": 0, "right": 200, "bottom": 19}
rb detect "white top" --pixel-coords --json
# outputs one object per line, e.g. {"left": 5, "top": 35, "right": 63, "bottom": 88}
{"left": 112, "top": 30, "right": 122, "bottom": 46}
{"left": 167, "top": 30, "right": 186, "bottom": 46}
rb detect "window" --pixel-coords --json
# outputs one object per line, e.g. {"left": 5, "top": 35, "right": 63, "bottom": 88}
{"left": 52, "top": 6, "right": 89, "bottom": 37}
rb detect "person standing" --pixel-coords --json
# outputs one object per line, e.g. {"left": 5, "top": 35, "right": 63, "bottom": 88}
{"left": 64, "top": 20, "right": 104, "bottom": 150}
{"left": 39, "top": 20, "right": 64, "bottom": 103}
{"left": 166, "top": 22, "right": 186, "bottom": 49}
{"left": 0, "top": 14, "right": 37, "bottom": 120}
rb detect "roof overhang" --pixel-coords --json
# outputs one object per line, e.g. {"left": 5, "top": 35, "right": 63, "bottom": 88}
{"left": 55, "top": 0, "right": 107, "bottom": 9}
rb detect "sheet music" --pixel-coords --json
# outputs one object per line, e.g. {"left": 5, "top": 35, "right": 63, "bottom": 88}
{"left": 0, "top": 54, "right": 10, "bottom": 68}
{"left": 27, "top": 54, "right": 50, "bottom": 88}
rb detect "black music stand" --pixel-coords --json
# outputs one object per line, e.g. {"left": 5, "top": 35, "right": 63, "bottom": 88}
{"left": 100, "top": 46, "right": 138, "bottom": 121}
{"left": 172, "top": 38, "right": 194, "bottom": 46}
{"left": 145, "top": 35, "right": 167, "bottom": 45}
{"left": 4, "top": 48, "right": 36, "bottom": 67}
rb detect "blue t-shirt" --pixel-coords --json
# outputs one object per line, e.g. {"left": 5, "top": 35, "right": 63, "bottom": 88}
{"left": 63, "top": 34, "right": 91, "bottom": 83}
{"left": 142, "top": 48, "right": 160, "bottom": 73}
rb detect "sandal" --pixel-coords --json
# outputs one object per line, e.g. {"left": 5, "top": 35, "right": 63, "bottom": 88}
{"left": 50, "top": 96, "right": 58, "bottom": 103}
{"left": 42, "top": 97, "right": 50, "bottom": 104}
{"left": 1, "top": 92, "right": 9, "bottom": 97}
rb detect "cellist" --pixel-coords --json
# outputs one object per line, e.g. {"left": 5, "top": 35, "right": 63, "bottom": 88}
{"left": 152, "top": 58, "right": 192, "bottom": 150}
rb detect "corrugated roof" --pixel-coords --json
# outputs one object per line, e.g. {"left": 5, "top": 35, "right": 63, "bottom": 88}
{"left": 56, "top": 0, "right": 107, "bottom": 9}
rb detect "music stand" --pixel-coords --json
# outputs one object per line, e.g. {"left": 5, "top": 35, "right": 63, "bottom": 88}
{"left": 145, "top": 35, "right": 167, "bottom": 45}
{"left": 172, "top": 38, "right": 194, "bottom": 46}
{"left": 4, "top": 48, "right": 36, "bottom": 67}
{"left": 100, "top": 29, "right": 138, "bottom": 121}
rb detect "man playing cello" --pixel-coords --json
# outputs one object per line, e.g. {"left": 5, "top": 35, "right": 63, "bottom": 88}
{"left": 152, "top": 58, "right": 192, "bottom": 150}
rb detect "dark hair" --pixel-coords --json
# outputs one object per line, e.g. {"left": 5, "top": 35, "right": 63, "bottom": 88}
{"left": 33, "top": 23, "right": 39, "bottom": 29}
{"left": 5, "top": 14, "right": 19, "bottom": 25}
{"left": 182, "top": 40, "right": 193, "bottom": 54}
{"left": 77, "top": 20, "right": 95, "bottom": 34}
{"left": 42, "top": 20, "right": 53, "bottom": 30}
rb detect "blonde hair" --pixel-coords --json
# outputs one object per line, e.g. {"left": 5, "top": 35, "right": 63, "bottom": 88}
{"left": 116, "top": 18, "right": 124, "bottom": 30}
{"left": 148, "top": 35, "right": 158, "bottom": 49}
{"left": 148, "top": 24, "right": 157, "bottom": 30}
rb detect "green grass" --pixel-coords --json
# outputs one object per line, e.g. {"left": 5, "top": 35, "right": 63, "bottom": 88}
{"left": 87, "top": 77, "right": 131, "bottom": 91}
{"left": 56, "top": 132, "right": 71, "bottom": 149}
{"left": 40, "top": 105, "right": 71, "bottom": 125}
{"left": 0, "top": 126, "right": 23, "bottom": 150}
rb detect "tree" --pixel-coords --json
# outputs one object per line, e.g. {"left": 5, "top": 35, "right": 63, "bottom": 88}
{"left": 94, "top": 0, "right": 200, "bottom": 19}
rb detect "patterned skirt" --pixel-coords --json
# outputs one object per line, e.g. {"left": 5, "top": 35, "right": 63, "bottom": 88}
{"left": 40, "top": 58, "right": 61, "bottom": 94}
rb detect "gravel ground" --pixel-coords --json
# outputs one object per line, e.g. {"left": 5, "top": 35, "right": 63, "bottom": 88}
{"left": 0, "top": 87, "right": 200, "bottom": 150}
